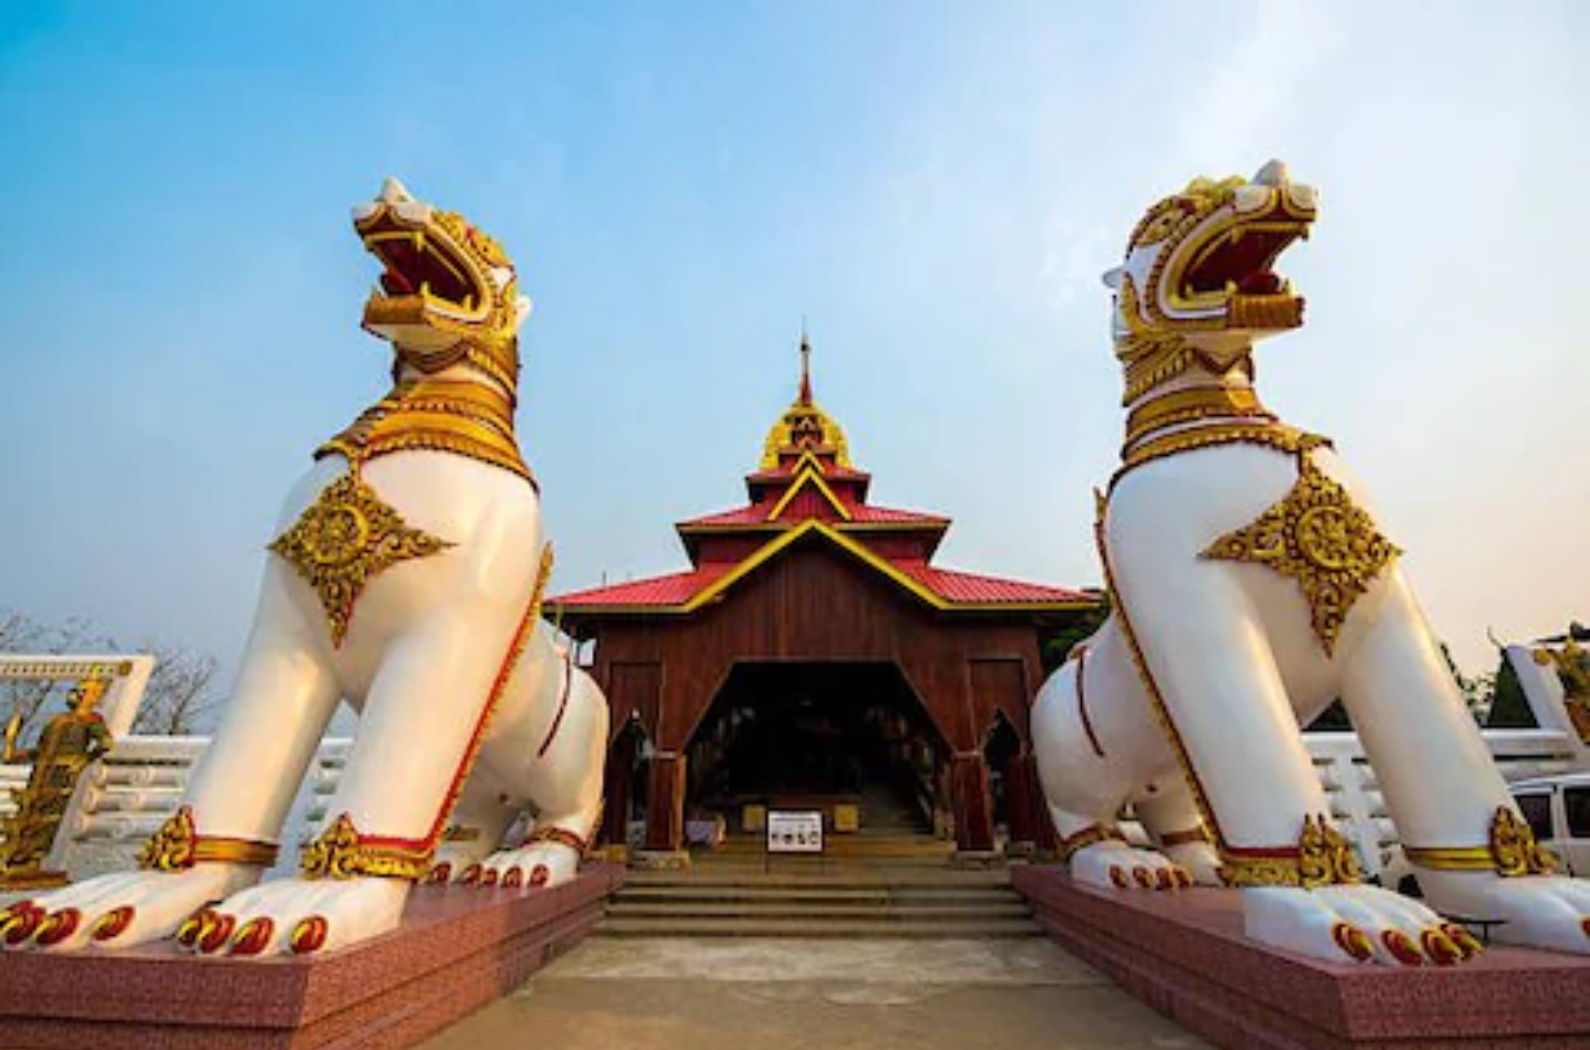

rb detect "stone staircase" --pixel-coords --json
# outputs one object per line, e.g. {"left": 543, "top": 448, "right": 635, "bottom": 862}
{"left": 596, "top": 868, "right": 1042, "bottom": 939}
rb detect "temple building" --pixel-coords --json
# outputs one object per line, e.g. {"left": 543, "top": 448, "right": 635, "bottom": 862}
{"left": 547, "top": 337, "right": 1099, "bottom": 862}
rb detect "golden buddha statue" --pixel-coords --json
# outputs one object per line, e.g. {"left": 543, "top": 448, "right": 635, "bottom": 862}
{"left": 0, "top": 677, "right": 115, "bottom": 889}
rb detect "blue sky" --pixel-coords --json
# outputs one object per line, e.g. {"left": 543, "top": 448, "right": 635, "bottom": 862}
{"left": 1, "top": 1, "right": 1586, "bottom": 689}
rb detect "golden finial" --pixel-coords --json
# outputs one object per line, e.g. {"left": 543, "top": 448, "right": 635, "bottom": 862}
{"left": 799, "top": 319, "right": 813, "bottom": 406}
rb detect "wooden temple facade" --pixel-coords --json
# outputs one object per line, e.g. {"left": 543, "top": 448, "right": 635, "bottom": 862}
{"left": 547, "top": 338, "right": 1100, "bottom": 860}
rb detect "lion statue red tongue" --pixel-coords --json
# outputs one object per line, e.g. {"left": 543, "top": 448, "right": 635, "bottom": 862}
{"left": 1240, "top": 272, "right": 1283, "bottom": 295}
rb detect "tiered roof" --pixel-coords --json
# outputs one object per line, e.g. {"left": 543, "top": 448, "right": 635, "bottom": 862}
{"left": 548, "top": 336, "right": 1092, "bottom": 618}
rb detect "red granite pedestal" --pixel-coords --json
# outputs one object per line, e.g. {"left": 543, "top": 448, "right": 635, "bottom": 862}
{"left": 1012, "top": 865, "right": 1590, "bottom": 1050}
{"left": 0, "top": 863, "right": 624, "bottom": 1050}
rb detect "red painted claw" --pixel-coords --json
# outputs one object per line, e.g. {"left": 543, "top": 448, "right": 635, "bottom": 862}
{"left": 175, "top": 908, "right": 214, "bottom": 949}
{"left": 197, "top": 913, "right": 235, "bottom": 954}
{"left": 230, "top": 917, "right": 274, "bottom": 957}
{"left": 501, "top": 867, "right": 524, "bottom": 888}
{"left": 1331, "top": 921, "right": 1374, "bottom": 962}
{"left": 290, "top": 915, "right": 329, "bottom": 955}
{"left": 3, "top": 903, "right": 44, "bottom": 945}
{"left": 92, "top": 906, "right": 136, "bottom": 942}
{"left": 34, "top": 908, "right": 81, "bottom": 947}
{"left": 1421, "top": 928, "right": 1464, "bottom": 967}
{"left": 1382, "top": 929, "right": 1425, "bottom": 966}
{"left": 1440, "top": 922, "right": 1483, "bottom": 960}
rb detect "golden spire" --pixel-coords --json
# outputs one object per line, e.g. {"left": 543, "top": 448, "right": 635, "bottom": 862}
{"left": 758, "top": 327, "right": 853, "bottom": 471}
{"left": 799, "top": 319, "right": 813, "bottom": 406}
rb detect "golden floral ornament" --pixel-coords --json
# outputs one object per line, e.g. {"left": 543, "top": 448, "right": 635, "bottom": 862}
{"left": 1201, "top": 455, "right": 1399, "bottom": 656}
{"left": 1218, "top": 814, "right": 1362, "bottom": 888}
{"left": 1491, "top": 805, "right": 1556, "bottom": 876}
{"left": 1298, "top": 813, "right": 1364, "bottom": 887}
{"left": 269, "top": 470, "right": 454, "bottom": 647}
{"left": 138, "top": 806, "right": 279, "bottom": 870}
{"left": 300, "top": 813, "right": 434, "bottom": 881}
{"left": 1404, "top": 805, "right": 1557, "bottom": 875}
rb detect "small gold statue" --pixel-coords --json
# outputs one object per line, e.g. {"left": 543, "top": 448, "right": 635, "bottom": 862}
{"left": 1536, "top": 631, "right": 1590, "bottom": 743}
{"left": 0, "top": 677, "right": 114, "bottom": 889}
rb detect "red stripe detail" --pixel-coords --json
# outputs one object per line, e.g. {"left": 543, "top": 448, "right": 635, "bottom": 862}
{"left": 1075, "top": 649, "right": 1106, "bottom": 759}
{"left": 537, "top": 648, "right": 574, "bottom": 758}
{"left": 1221, "top": 844, "right": 1303, "bottom": 859}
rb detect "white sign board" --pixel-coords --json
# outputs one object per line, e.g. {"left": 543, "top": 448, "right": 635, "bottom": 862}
{"left": 766, "top": 810, "right": 823, "bottom": 853}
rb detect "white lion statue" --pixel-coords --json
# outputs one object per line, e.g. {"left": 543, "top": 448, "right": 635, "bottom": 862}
{"left": 1032, "top": 160, "right": 1590, "bottom": 966}
{"left": 1, "top": 178, "right": 609, "bottom": 957}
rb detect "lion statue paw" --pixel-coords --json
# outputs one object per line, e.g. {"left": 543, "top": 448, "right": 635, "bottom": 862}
{"left": 1072, "top": 842, "right": 1192, "bottom": 891}
{"left": 1, "top": 865, "right": 258, "bottom": 953}
{"left": 175, "top": 875, "right": 410, "bottom": 956}
{"left": 1245, "top": 885, "right": 1481, "bottom": 967}
{"left": 1428, "top": 874, "right": 1590, "bottom": 957}
{"left": 1159, "top": 840, "right": 1224, "bottom": 886}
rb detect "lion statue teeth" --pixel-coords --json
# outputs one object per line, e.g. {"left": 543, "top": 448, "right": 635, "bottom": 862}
{"left": 1030, "top": 159, "right": 1590, "bottom": 965}
{"left": 1, "top": 178, "right": 609, "bottom": 958}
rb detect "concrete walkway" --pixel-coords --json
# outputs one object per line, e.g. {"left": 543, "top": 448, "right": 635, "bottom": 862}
{"left": 417, "top": 937, "right": 1211, "bottom": 1050}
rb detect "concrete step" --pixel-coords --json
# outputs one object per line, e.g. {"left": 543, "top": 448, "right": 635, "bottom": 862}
{"left": 625, "top": 869, "right": 1015, "bottom": 888}
{"left": 607, "top": 901, "right": 1035, "bottom": 920}
{"left": 617, "top": 887, "right": 1020, "bottom": 904}
{"left": 594, "top": 916, "right": 1044, "bottom": 939}
{"left": 626, "top": 871, "right": 1011, "bottom": 884}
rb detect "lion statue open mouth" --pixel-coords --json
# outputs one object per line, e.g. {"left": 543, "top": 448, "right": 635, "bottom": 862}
{"left": 2, "top": 179, "right": 609, "bottom": 957}
{"left": 1031, "top": 160, "right": 1590, "bottom": 966}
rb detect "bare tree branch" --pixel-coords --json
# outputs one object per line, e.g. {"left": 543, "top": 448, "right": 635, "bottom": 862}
{"left": 0, "top": 610, "right": 220, "bottom": 740}
{"left": 132, "top": 643, "right": 221, "bottom": 735}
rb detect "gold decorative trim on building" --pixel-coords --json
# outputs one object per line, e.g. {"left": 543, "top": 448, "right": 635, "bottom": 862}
{"left": 300, "top": 813, "right": 434, "bottom": 881}
{"left": 1201, "top": 455, "right": 1399, "bottom": 656}
{"left": 268, "top": 469, "right": 455, "bottom": 647}
{"left": 138, "top": 807, "right": 280, "bottom": 871}
{"left": 1218, "top": 814, "right": 1362, "bottom": 888}
{"left": 0, "top": 660, "right": 134, "bottom": 681}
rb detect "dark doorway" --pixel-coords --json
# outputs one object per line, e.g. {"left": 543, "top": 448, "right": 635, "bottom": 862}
{"left": 685, "top": 661, "right": 948, "bottom": 835}
{"left": 982, "top": 711, "right": 1022, "bottom": 845}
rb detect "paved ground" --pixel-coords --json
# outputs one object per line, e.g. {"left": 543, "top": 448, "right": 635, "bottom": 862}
{"left": 417, "top": 937, "right": 1211, "bottom": 1050}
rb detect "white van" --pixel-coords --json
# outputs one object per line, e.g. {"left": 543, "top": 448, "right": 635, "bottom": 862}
{"left": 1382, "top": 771, "right": 1590, "bottom": 897}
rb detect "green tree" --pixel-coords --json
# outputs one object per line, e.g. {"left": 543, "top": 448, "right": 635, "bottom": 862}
{"left": 1486, "top": 654, "right": 1536, "bottom": 728}
{"left": 1040, "top": 595, "right": 1110, "bottom": 674}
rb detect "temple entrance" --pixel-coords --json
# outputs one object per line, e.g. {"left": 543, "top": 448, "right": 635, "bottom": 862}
{"left": 684, "top": 661, "right": 949, "bottom": 847}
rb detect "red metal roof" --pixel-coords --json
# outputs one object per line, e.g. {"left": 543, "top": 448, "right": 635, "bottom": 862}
{"left": 550, "top": 346, "right": 1090, "bottom": 617}
{"left": 748, "top": 464, "right": 870, "bottom": 483}
{"left": 550, "top": 534, "right": 1090, "bottom": 611}
{"left": 892, "top": 562, "right": 1093, "bottom": 605}
{"left": 551, "top": 566, "right": 731, "bottom": 607}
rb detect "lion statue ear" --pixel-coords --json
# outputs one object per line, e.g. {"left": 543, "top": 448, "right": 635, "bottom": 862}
{"left": 1101, "top": 266, "right": 1124, "bottom": 291}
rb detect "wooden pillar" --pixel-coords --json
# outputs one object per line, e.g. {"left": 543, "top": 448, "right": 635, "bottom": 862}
{"left": 1004, "top": 752, "right": 1045, "bottom": 853}
{"left": 950, "top": 751, "right": 996, "bottom": 854}
{"left": 643, "top": 751, "right": 687, "bottom": 853}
